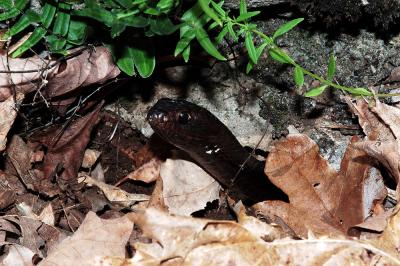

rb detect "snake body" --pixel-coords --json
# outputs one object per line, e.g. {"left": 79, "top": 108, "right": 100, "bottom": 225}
{"left": 147, "top": 98, "right": 287, "bottom": 202}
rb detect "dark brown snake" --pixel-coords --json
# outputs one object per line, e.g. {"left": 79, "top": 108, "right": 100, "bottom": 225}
{"left": 147, "top": 98, "right": 287, "bottom": 203}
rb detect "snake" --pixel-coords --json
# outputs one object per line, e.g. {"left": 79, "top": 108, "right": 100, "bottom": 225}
{"left": 147, "top": 98, "right": 288, "bottom": 203}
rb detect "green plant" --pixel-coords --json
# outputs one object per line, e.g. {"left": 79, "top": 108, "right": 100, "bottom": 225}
{"left": 0, "top": 0, "right": 397, "bottom": 97}
{"left": 190, "top": 0, "right": 380, "bottom": 97}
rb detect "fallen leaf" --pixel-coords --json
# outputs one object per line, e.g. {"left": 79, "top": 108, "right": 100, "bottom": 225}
{"left": 78, "top": 174, "right": 150, "bottom": 207}
{"left": 0, "top": 190, "right": 16, "bottom": 210}
{"left": 256, "top": 134, "right": 371, "bottom": 237}
{"left": 40, "top": 212, "right": 133, "bottom": 266}
{"left": 6, "top": 135, "right": 37, "bottom": 191}
{"left": 1, "top": 244, "right": 35, "bottom": 266}
{"left": 32, "top": 103, "right": 102, "bottom": 182}
{"left": 81, "top": 149, "right": 101, "bottom": 168}
{"left": 125, "top": 208, "right": 399, "bottom": 266}
{"left": 348, "top": 98, "right": 400, "bottom": 197}
{"left": 370, "top": 206, "right": 400, "bottom": 260}
{"left": 0, "top": 93, "right": 24, "bottom": 151}
{"left": 121, "top": 158, "right": 161, "bottom": 184}
{"left": 147, "top": 177, "right": 167, "bottom": 211}
{"left": 0, "top": 47, "right": 120, "bottom": 101}
{"left": 17, "top": 202, "right": 55, "bottom": 226}
{"left": 130, "top": 207, "right": 266, "bottom": 261}
{"left": 233, "top": 201, "right": 288, "bottom": 241}
{"left": 160, "top": 159, "right": 220, "bottom": 216}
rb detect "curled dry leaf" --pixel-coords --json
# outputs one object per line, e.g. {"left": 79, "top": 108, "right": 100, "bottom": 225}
{"left": 233, "top": 201, "right": 288, "bottom": 241}
{"left": 0, "top": 93, "right": 24, "bottom": 151}
{"left": 81, "top": 149, "right": 101, "bottom": 168}
{"left": 0, "top": 47, "right": 120, "bottom": 101}
{"left": 0, "top": 190, "right": 16, "bottom": 210}
{"left": 79, "top": 174, "right": 150, "bottom": 207}
{"left": 32, "top": 103, "right": 102, "bottom": 182}
{"left": 130, "top": 207, "right": 266, "bottom": 263}
{"left": 160, "top": 159, "right": 220, "bottom": 216}
{"left": 16, "top": 202, "right": 55, "bottom": 226}
{"left": 6, "top": 135, "right": 37, "bottom": 191}
{"left": 370, "top": 206, "right": 400, "bottom": 260}
{"left": 40, "top": 212, "right": 133, "bottom": 266}
{"left": 122, "top": 208, "right": 399, "bottom": 266}
{"left": 255, "top": 134, "right": 370, "bottom": 238}
{"left": 122, "top": 158, "right": 161, "bottom": 184}
{"left": 1, "top": 244, "right": 35, "bottom": 266}
{"left": 348, "top": 98, "right": 400, "bottom": 196}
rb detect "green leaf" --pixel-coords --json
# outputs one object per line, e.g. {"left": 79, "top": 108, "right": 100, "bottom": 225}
{"left": 195, "top": 26, "right": 226, "bottom": 60}
{"left": 272, "top": 18, "right": 304, "bottom": 40}
{"left": 246, "top": 42, "right": 268, "bottom": 73}
{"left": 73, "top": 0, "right": 114, "bottom": 27}
{"left": 236, "top": 11, "right": 260, "bottom": 22}
{"left": 0, "top": 0, "right": 13, "bottom": 9}
{"left": 269, "top": 48, "right": 294, "bottom": 64}
{"left": 349, "top": 87, "right": 373, "bottom": 96}
{"left": 182, "top": 45, "right": 190, "bottom": 62}
{"left": 130, "top": 43, "right": 155, "bottom": 78}
{"left": 211, "top": 0, "right": 225, "bottom": 17}
{"left": 239, "top": 0, "right": 247, "bottom": 15}
{"left": 120, "top": 16, "right": 148, "bottom": 27}
{"left": 4, "top": 10, "right": 40, "bottom": 38}
{"left": 115, "top": 46, "right": 135, "bottom": 76}
{"left": 0, "top": 0, "right": 29, "bottom": 21}
{"left": 227, "top": 21, "right": 237, "bottom": 41}
{"left": 199, "top": 0, "right": 222, "bottom": 26}
{"left": 41, "top": 3, "right": 57, "bottom": 28}
{"left": 66, "top": 20, "right": 87, "bottom": 45}
{"left": 157, "top": 0, "right": 177, "bottom": 13}
{"left": 53, "top": 3, "right": 71, "bottom": 36}
{"left": 113, "top": 0, "right": 134, "bottom": 9}
{"left": 149, "top": 17, "right": 179, "bottom": 35}
{"left": 144, "top": 7, "right": 161, "bottom": 16}
{"left": 294, "top": 66, "right": 304, "bottom": 87}
{"left": 49, "top": 3, "right": 71, "bottom": 51}
{"left": 327, "top": 53, "right": 336, "bottom": 81}
{"left": 174, "top": 29, "right": 195, "bottom": 56}
{"left": 12, "top": 28, "right": 47, "bottom": 57}
{"left": 11, "top": 3, "right": 56, "bottom": 57}
{"left": 110, "top": 21, "right": 126, "bottom": 37}
{"left": 216, "top": 26, "right": 228, "bottom": 44}
{"left": 245, "top": 32, "right": 257, "bottom": 64}
{"left": 304, "top": 85, "right": 328, "bottom": 97}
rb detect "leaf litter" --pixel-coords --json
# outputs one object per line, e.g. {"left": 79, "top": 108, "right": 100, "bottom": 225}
{"left": 0, "top": 49, "right": 399, "bottom": 265}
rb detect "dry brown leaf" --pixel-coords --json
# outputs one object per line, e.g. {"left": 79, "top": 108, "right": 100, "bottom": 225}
{"left": 1, "top": 244, "right": 35, "bottom": 265}
{"left": 0, "top": 93, "right": 24, "bottom": 151}
{"left": 6, "top": 135, "right": 37, "bottom": 191}
{"left": 0, "top": 47, "right": 120, "bottom": 101}
{"left": 124, "top": 208, "right": 399, "bottom": 266}
{"left": 147, "top": 177, "right": 167, "bottom": 211}
{"left": 0, "top": 190, "right": 16, "bottom": 210}
{"left": 257, "top": 134, "right": 341, "bottom": 237}
{"left": 256, "top": 134, "right": 370, "bottom": 237}
{"left": 233, "top": 201, "right": 288, "bottom": 241}
{"left": 79, "top": 174, "right": 150, "bottom": 207}
{"left": 40, "top": 212, "right": 133, "bottom": 266}
{"left": 348, "top": 98, "right": 400, "bottom": 196}
{"left": 160, "top": 159, "right": 220, "bottom": 216}
{"left": 17, "top": 202, "right": 55, "bottom": 226}
{"left": 130, "top": 207, "right": 265, "bottom": 262}
{"left": 81, "top": 149, "right": 101, "bottom": 168}
{"left": 370, "top": 206, "right": 400, "bottom": 260}
{"left": 32, "top": 103, "right": 102, "bottom": 182}
{"left": 123, "top": 158, "right": 161, "bottom": 183}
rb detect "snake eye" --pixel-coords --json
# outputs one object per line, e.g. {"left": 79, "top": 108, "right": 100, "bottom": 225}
{"left": 178, "top": 112, "right": 191, "bottom": 124}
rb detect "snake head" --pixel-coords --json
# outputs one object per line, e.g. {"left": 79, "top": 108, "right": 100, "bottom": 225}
{"left": 147, "top": 98, "right": 225, "bottom": 150}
